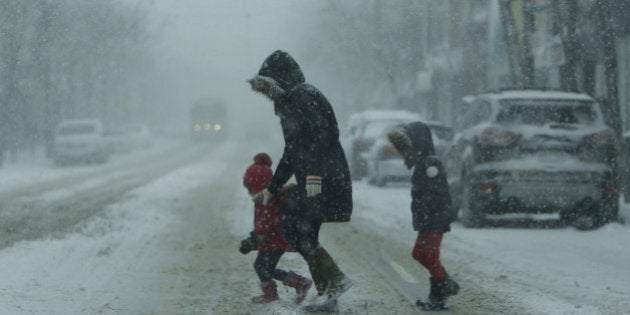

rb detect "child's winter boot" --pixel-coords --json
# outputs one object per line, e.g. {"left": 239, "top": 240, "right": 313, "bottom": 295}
{"left": 283, "top": 271, "right": 313, "bottom": 304}
{"left": 442, "top": 274, "right": 460, "bottom": 297}
{"left": 417, "top": 275, "right": 459, "bottom": 310}
{"left": 252, "top": 281, "right": 278, "bottom": 304}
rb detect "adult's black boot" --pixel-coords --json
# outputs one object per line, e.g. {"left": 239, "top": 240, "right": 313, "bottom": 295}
{"left": 303, "top": 246, "right": 352, "bottom": 309}
{"left": 305, "top": 248, "right": 327, "bottom": 296}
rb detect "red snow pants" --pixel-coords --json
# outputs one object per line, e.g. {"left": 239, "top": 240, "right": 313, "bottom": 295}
{"left": 412, "top": 230, "right": 445, "bottom": 280}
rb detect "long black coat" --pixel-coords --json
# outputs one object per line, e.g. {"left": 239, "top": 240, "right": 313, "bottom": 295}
{"left": 252, "top": 50, "right": 352, "bottom": 222}
{"left": 404, "top": 122, "right": 456, "bottom": 232}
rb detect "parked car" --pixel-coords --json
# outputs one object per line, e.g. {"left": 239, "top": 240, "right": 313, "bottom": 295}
{"left": 125, "top": 124, "right": 153, "bottom": 150}
{"left": 444, "top": 90, "right": 619, "bottom": 229}
{"left": 53, "top": 119, "right": 110, "bottom": 165}
{"left": 104, "top": 125, "right": 133, "bottom": 154}
{"left": 365, "top": 120, "right": 453, "bottom": 186}
{"left": 340, "top": 109, "right": 423, "bottom": 179}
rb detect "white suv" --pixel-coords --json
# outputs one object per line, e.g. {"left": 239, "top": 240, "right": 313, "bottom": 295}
{"left": 53, "top": 119, "right": 110, "bottom": 165}
{"left": 445, "top": 90, "right": 619, "bottom": 229}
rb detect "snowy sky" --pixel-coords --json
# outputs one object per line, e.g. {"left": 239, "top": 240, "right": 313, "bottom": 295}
{"left": 146, "top": 0, "right": 321, "bottom": 134}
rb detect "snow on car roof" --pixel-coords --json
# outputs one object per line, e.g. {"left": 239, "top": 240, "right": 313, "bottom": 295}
{"left": 481, "top": 90, "right": 595, "bottom": 101}
{"left": 345, "top": 109, "right": 451, "bottom": 129}
{"left": 348, "top": 109, "right": 424, "bottom": 121}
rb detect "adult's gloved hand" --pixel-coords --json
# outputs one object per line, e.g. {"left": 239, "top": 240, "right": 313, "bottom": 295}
{"left": 252, "top": 188, "right": 272, "bottom": 206}
{"left": 305, "top": 175, "right": 322, "bottom": 197}
{"left": 239, "top": 233, "right": 261, "bottom": 255}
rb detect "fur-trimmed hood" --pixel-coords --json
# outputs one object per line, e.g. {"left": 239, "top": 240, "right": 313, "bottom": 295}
{"left": 248, "top": 50, "right": 305, "bottom": 100}
{"left": 389, "top": 121, "right": 436, "bottom": 169}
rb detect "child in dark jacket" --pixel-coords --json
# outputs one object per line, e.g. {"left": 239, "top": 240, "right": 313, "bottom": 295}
{"left": 239, "top": 152, "right": 312, "bottom": 304}
{"left": 388, "top": 121, "right": 460, "bottom": 310}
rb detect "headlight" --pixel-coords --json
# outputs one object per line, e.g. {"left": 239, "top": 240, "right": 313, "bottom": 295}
{"left": 193, "top": 124, "right": 201, "bottom": 132}
{"left": 214, "top": 124, "right": 221, "bottom": 131}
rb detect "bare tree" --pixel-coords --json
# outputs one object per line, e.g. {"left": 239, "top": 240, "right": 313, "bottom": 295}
{"left": 0, "top": 0, "right": 155, "bottom": 162}
{"left": 595, "top": 0, "right": 621, "bottom": 138}
{"left": 0, "top": 0, "right": 30, "bottom": 161}
{"left": 300, "top": 0, "right": 428, "bottom": 115}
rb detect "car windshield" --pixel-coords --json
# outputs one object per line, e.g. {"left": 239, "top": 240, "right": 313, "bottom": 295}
{"left": 57, "top": 124, "right": 96, "bottom": 135}
{"left": 496, "top": 100, "right": 598, "bottom": 126}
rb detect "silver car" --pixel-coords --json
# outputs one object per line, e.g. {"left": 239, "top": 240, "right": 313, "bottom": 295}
{"left": 444, "top": 90, "right": 619, "bottom": 229}
{"left": 364, "top": 121, "right": 453, "bottom": 186}
{"left": 340, "top": 109, "right": 424, "bottom": 180}
{"left": 53, "top": 119, "right": 110, "bottom": 165}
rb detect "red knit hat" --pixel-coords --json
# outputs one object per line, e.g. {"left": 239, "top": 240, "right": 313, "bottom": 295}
{"left": 253, "top": 152, "right": 272, "bottom": 167}
{"left": 243, "top": 153, "right": 273, "bottom": 193}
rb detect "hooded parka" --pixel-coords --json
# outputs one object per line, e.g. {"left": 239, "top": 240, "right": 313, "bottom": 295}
{"left": 400, "top": 122, "right": 457, "bottom": 232}
{"left": 250, "top": 50, "right": 352, "bottom": 222}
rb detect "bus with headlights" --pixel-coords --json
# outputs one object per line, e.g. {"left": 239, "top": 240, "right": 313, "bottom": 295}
{"left": 190, "top": 98, "right": 227, "bottom": 142}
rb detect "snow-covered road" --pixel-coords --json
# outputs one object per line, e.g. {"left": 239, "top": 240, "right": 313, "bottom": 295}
{"left": 0, "top": 138, "right": 628, "bottom": 314}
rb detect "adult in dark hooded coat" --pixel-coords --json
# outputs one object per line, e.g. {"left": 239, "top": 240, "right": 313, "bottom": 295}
{"left": 388, "top": 121, "right": 460, "bottom": 310}
{"left": 247, "top": 50, "right": 353, "bottom": 311}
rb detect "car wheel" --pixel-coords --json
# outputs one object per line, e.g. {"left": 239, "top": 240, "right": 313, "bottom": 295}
{"left": 574, "top": 192, "right": 620, "bottom": 230}
{"left": 350, "top": 152, "right": 365, "bottom": 180}
{"left": 569, "top": 198, "right": 600, "bottom": 230}
{"left": 598, "top": 193, "right": 619, "bottom": 225}
{"left": 559, "top": 209, "right": 577, "bottom": 225}
{"left": 573, "top": 215, "right": 597, "bottom": 230}
{"left": 459, "top": 172, "right": 486, "bottom": 227}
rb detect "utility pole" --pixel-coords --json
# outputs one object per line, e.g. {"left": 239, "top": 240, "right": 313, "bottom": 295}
{"left": 595, "top": 0, "right": 621, "bottom": 138}
{"left": 552, "top": 0, "right": 580, "bottom": 92}
{"left": 521, "top": 0, "right": 536, "bottom": 88}
{"left": 499, "top": 0, "right": 523, "bottom": 87}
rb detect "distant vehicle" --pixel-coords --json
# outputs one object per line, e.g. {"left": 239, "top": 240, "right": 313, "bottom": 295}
{"left": 53, "top": 119, "right": 110, "bottom": 165}
{"left": 190, "top": 98, "right": 227, "bottom": 141}
{"left": 444, "top": 90, "right": 619, "bottom": 229}
{"left": 365, "top": 120, "right": 453, "bottom": 186}
{"left": 104, "top": 125, "right": 133, "bottom": 154}
{"left": 125, "top": 124, "right": 153, "bottom": 150}
{"left": 340, "top": 109, "right": 423, "bottom": 180}
{"left": 104, "top": 123, "right": 153, "bottom": 154}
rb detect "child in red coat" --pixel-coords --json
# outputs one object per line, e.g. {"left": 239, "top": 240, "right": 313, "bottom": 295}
{"left": 239, "top": 152, "right": 313, "bottom": 304}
